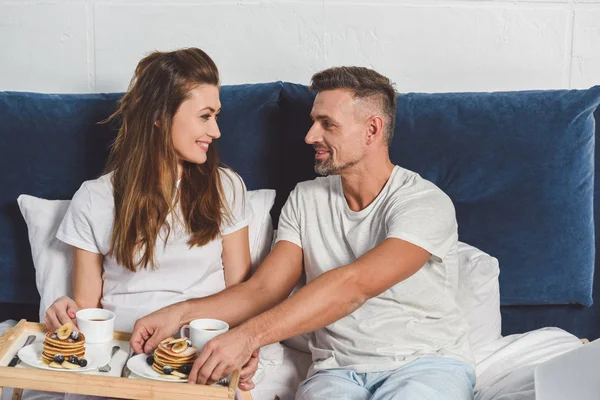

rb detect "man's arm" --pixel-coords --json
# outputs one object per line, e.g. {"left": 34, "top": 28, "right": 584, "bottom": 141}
{"left": 129, "top": 240, "right": 303, "bottom": 354}
{"left": 189, "top": 237, "right": 431, "bottom": 384}
{"left": 244, "top": 237, "right": 430, "bottom": 346}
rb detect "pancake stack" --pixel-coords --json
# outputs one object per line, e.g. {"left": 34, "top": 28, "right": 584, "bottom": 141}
{"left": 42, "top": 322, "right": 88, "bottom": 369}
{"left": 150, "top": 337, "right": 197, "bottom": 380}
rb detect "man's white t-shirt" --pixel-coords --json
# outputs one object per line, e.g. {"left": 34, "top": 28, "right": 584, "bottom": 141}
{"left": 276, "top": 166, "right": 473, "bottom": 375}
{"left": 56, "top": 168, "right": 252, "bottom": 333}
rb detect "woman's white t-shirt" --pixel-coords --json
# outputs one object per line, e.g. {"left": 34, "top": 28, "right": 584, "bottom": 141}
{"left": 56, "top": 168, "right": 252, "bottom": 332}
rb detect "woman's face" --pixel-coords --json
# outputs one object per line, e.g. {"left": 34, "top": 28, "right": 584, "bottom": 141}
{"left": 171, "top": 84, "right": 221, "bottom": 166}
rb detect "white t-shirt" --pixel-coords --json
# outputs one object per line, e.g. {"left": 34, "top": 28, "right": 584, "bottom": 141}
{"left": 56, "top": 168, "right": 252, "bottom": 333}
{"left": 276, "top": 166, "right": 473, "bottom": 375}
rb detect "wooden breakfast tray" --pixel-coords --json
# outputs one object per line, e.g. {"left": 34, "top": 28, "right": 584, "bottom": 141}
{"left": 0, "top": 320, "right": 252, "bottom": 400}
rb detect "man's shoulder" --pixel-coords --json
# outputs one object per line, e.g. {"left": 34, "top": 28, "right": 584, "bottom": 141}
{"left": 293, "top": 175, "right": 336, "bottom": 196}
{"left": 390, "top": 167, "right": 452, "bottom": 204}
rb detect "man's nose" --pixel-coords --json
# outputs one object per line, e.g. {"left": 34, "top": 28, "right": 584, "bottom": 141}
{"left": 305, "top": 124, "right": 321, "bottom": 145}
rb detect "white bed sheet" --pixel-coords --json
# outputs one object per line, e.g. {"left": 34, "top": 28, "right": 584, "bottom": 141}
{"left": 252, "top": 328, "right": 583, "bottom": 400}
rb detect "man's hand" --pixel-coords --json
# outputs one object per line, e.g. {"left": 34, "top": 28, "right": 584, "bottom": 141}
{"left": 130, "top": 306, "right": 184, "bottom": 354}
{"left": 45, "top": 296, "right": 80, "bottom": 331}
{"left": 188, "top": 327, "right": 256, "bottom": 386}
{"left": 239, "top": 349, "right": 259, "bottom": 390}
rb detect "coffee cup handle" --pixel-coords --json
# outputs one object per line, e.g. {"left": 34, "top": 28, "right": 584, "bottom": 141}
{"left": 180, "top": 325, "right": 190, "bottom": 339}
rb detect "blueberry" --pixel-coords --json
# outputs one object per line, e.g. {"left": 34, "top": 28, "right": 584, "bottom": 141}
{"left": 186, "top": 340, "right": 192, "bottom": 347}
{"left": 53, "top": 354, "right": 65, "bottom": 364}
{"left": 78, "top": 358, "right": 87, "bottom": 367}
{"left": 70, "top": 331, "right": 79, "bottom": 341}
{"left": 68, "top": 355, "right": 79, "bottom": 364}
{"left": 162, "top": 366, "right": 173, "bottom": 375}
{"left": 179, "top": 365, "right": 191, "bottom": 374}
{"left": 146, "top": 356, "right": 154, "bottom": 366}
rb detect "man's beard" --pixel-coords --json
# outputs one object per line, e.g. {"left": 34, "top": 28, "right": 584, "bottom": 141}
{"left": 314, "top": 157, "right": 359, "bottom": 176}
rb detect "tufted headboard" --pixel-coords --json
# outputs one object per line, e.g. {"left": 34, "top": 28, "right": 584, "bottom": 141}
{"left": 1, "top": 83, "right": 600, "bottom": 338}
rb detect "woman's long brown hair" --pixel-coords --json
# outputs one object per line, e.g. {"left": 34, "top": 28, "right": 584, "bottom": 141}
{"left": 103, "top": 48, "right": 232, "bottom": 272}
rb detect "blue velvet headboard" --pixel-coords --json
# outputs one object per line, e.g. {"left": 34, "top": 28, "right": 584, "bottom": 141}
{"left": 2, "top": 83, "right": 600, "bottom": 339}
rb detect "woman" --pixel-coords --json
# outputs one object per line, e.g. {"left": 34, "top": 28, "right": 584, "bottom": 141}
{"left": 44, "top": 47, "right": 258, "bottom": 391}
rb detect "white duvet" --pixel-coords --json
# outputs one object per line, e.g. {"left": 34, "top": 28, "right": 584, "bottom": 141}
{"left": 473, "top": 327, "right": 582, "bottom": 400}
{"left": 252, "top": 328, "right": 583, "bottom": 400}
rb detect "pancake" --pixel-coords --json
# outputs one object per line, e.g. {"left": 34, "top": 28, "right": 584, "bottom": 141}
{"left": 153, "top": 357, "right": 192, "bottom": 367}
{"left": 157, "top": 343, "right": 197, "bottom": 358}
{"left": 44, "top": 332, "right": 85, "bottom": 348}
{"left": 41, "top": 323, "right": 87, "bottom": 370}
{"left": 42, "top": 344, "right": 85, "bottom": 356}
{"left": 154, "top": 350, "right": 195, "bottom": 363}
{"left": 41, "top": 350, "right": 85, "bottom": 361}
{"left": 151, "top": 336, "right": 197, "bottom": 380}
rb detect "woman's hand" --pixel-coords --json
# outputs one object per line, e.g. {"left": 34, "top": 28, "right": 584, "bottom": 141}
{"left": 130, "top": 305, "right": 185, "bottom": 354}
{"left": 44, "top": 296, "right": 80, "bottom": 331}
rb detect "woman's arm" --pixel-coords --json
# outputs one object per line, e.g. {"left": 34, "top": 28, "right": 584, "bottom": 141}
{"left": 222, "top": 226, "right": 251, "bottom": 287}
{"left": 72, "top": 246, "right": 104, "bottom": 309}
{"left": 45, "top": 246, "right": 103, "bottom": 330}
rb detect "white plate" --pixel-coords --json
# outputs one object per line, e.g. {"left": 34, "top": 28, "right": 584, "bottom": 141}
{"left": 127, "top": 354, "right": 188, "bottom": 382}
{"left": 18, "top": 342, "right": 99, "bottom": 372}
{"left": 127, "top": 353, "right": 262, "bottom": 384}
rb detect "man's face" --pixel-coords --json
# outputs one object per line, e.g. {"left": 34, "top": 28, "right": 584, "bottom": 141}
{"left": 305, "top": 89, "right": 366, "bottom": 176}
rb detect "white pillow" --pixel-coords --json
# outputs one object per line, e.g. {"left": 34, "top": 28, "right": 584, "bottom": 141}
{"left": 17, "top": 195, "right": 72, "bottom": 322}
{"left": 247, "top": 190, "right": 276, "bottom": 272}
{"left": 457, "top": 241, "right": 502, "bottom": 350}
{"left": 17, "top": 189, "right": 276, "bottom": 321}
{"left": 277, "top": 232, "right": 502, "bottom": 354}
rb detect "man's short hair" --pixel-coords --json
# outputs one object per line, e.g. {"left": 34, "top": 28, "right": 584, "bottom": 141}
{"left": 309, "top": 66, "right": 397, "bottom": 146}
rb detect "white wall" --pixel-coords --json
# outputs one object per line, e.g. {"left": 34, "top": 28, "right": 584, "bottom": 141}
{"left": 1, "top": 0, "right": 599, "bottom": 93}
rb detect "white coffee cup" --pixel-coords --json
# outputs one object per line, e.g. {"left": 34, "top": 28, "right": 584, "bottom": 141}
{"left": 76, "top": 308, "right": 115, "bottom": 344}
{"left": 180, "top": 319, "right": 229, "bottom": 352}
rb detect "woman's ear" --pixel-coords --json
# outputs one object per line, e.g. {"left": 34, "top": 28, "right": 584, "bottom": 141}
{"left": 154, "top": 120, "right": 161, "bottom": 127}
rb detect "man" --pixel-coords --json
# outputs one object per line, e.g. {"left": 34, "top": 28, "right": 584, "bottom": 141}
{"left": 131, "top": 67, "right": 475, "bottom": 399}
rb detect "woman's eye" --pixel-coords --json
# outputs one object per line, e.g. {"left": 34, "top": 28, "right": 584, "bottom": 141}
{"left": 201, "top": 115, "right": 210, "bottom": 121}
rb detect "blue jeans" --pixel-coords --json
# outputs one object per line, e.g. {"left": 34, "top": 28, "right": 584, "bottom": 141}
{"left": 296, "top": 357, "right": 475, "bottom": 400}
